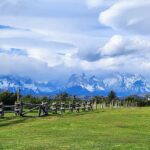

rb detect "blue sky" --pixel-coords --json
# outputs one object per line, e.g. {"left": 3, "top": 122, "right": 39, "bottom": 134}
{"left": 0, "top": 0, "right": 150, "bottom": 81}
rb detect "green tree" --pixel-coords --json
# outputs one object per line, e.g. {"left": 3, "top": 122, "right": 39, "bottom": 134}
{"left": 125, "top": 96, "right": 135, "bottom": 103}
{"left": 21, "top": 95, "right": 41, "bottom": 104}
{"left": 108, "top": 90, "right": 116, "bottom": 102}
{"left": 0, "top": 91, "right": 17, "bottom": 105}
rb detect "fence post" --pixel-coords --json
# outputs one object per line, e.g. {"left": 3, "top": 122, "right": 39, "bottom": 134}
{"left": 44, "top": 102, "right": 49, "bottom": 115}
{"left": 0, "top": 102, "right": 4, "bottom": 117}
{"left": 81, "top": 102, "right": 86, "bottom": 112}
{"left": 69, "top": 103, "right": 73, "bottom": 112}
{"left": 39, "top": 102, "right": 49, "bottom": 117}
{"left": 51, "top": 102, "right": 58, "bottom": 114}
{"left": 38, "top": 104, "right": 42, "bottom": 117}
{"left": 14, "top": 102, "right": 23, "bottom": 116}
{"left": 87, "top": 102, "right": 92, "bottom": 111}
{"left": 60, "top": 102, "right": 65, "bottom": 114}
{"left": 75, "top": 103, "right": 80, "bottom": 112}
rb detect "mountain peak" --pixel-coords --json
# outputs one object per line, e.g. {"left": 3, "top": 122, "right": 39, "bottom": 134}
{"left": 0, "top": 73, "right": 150, "bottom": 96}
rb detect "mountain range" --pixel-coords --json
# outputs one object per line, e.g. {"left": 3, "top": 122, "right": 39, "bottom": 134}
{"left": 0, "top": 73, "right": 150, "bottom": 97}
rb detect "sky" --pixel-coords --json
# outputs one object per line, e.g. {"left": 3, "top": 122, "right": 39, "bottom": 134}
{"left": 0, "top": 0, "right": 150, "bottom": 81}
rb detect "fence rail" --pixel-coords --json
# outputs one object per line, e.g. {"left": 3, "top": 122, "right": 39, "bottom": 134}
{"left": 0, "top": 101, "right": 138, "bottom": 117}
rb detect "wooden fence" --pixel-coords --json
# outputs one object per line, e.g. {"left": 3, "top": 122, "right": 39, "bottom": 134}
{"left": 0, "top": 101, "right": 93, "bottom": 117}
{"left": 0, "top": 101, "right": 138, "bottom": 117}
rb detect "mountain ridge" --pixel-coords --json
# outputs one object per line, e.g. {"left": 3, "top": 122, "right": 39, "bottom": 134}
{"left": 0, "top": 73, "right": 150, "bottom": 96}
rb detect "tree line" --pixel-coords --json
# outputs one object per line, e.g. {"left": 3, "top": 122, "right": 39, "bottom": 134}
{"left": 0, "top": 90, "right": 150, "bottom": 106}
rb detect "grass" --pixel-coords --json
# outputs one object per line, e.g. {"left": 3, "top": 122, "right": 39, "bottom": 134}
{"left": 0, "top": 107, "right": 150, "bottom": 150}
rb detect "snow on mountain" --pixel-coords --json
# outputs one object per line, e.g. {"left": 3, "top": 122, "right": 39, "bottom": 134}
{"left": 66, "top": 73, "right": 150, "bottom": 96}
{"left": 0, "top": 73, "right": 150, "bottom": 96}
{"left": 89, "top": 76, "right": 105, "bottom": 91}
{"left": 102, "top": 73, "right": 150, "bottom": 96}
{"left": 0, "top": 75, "right": 55, "bottom": 95}
{"left": 66, "top": 73, "right": 104, "bottom": 92}
{"left": 0, "top": 75, "right": 38, "bottom": 94}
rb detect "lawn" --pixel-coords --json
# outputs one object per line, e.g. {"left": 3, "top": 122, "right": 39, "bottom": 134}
{"left": 0, "top": 107, "right": 150, "bottom": 150}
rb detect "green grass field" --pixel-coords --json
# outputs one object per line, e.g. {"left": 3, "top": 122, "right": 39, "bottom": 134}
{"left": 0, "top": 107, "right": 150, "bottom": 150}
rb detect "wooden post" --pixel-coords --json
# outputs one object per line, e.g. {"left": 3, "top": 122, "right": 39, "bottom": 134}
{"left": 94, "top": 100, "right": 97, "bottom": 110}
{"left": 109, "top": 102, "right": 112, "bottom": 108}
{"left": 44, "top": 102, "right": 49, "bottom": 115}
{"left": 39, "top": 102, "right": 49, "bottom": 117}
{"left": 51, "top": 102, "right": 58, "bottom": 114}
{"left": 0, "top": 102, "right": 4, "bottom": 117}
{"left": 14, "top": 102, "right": 23, "bottom": 116}
{"left": 114, "top": 102, "right": 117, "bottom": 108}
{"left": 75, "top": 103, "right": 80, "bottom": 112}
{"left": 123, "top": 101, "right": 126, "bottom": 107}
{"left": 103, "top": 102, "right": 106, "bottom": 109}
{"left": 38, "top": 104, "right": 42, "bottom": 117}
{"left": 118, "top": 101, "right": 121, "bottom": 108}
{"left": 135, "top": 102, "right": 138, "bottom": 107}
{"left": 69, "top": 103, "right": 73, "bottom": 112}
{"left": 60, "top": 102, "right": 65, "bottom": 114}
{"left": 87, "top": 102, "right": 92, "bottom": 111}
{"left": 81, "top": 102, "right": 86, "bottom": 112}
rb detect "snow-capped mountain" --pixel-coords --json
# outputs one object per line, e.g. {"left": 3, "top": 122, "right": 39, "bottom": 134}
{"left": 0, "top": 73, "right": 150, "bottom": 96}
{"left": 103, "top": 73, "right": 150, "bottom": 96}
{"left": 65, "top": 74, "right": 105, "bottom": 95}
{"left": 0, "top": 75, "right": 57, "bottom": 95}
{"left": 0, "top": 75, "right": 37, "bottom": 94}
{"left": 65, "top": 73, "right": 150, "bottom": 96}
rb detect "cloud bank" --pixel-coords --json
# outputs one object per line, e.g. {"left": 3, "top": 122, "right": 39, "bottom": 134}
{"left": 0, "top": 0, "right": 150, "bottom": 81}
{"left": 99, "top": 0, "right": 150, "bottom": 34}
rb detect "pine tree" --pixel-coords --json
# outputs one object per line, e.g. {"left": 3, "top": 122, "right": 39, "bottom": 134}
{"left": 108, "top": 90, "right": 116, "bottom": 102}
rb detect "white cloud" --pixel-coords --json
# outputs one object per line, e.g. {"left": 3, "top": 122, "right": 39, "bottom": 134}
{"left": 0, "top": 53, "right": 51, "bottom": 80}
{"left": 87, "top": 0, "right": 105, "bottom": 8}
{"left": 1, "top": 0, "right": 150, "bottom": 81}
{"left": 86, "top": 0, "right": 117, "bottom": 9}
{"left": 99, "top": 0, "right": 150, "bottom": 34}
{"left": 88, "top": 34, "right": 150, "bottom": 78}
{"left": 80, "top": 57, "right": 118, "bottom": 70}
{"left": 0, "top": 35, "right": 77, "bottom": 67}
{"left": 0, "top": 0, "right": 104, "bottom": 72}
{"left": 100, "top": 35, "right": 127, "bottom": 56}
{"left": 99, "top": 35, "right": 150, "bottom": 57}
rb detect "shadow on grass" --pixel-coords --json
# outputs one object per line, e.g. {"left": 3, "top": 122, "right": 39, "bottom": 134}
{"left": 0, "top": 111, "right": 46, "bottom": 127}
{"left": 0, "top": 110, "right": 105, "bottom": 127}
{"left": 0, "top": 116, "right": 30, "bottom": 127}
